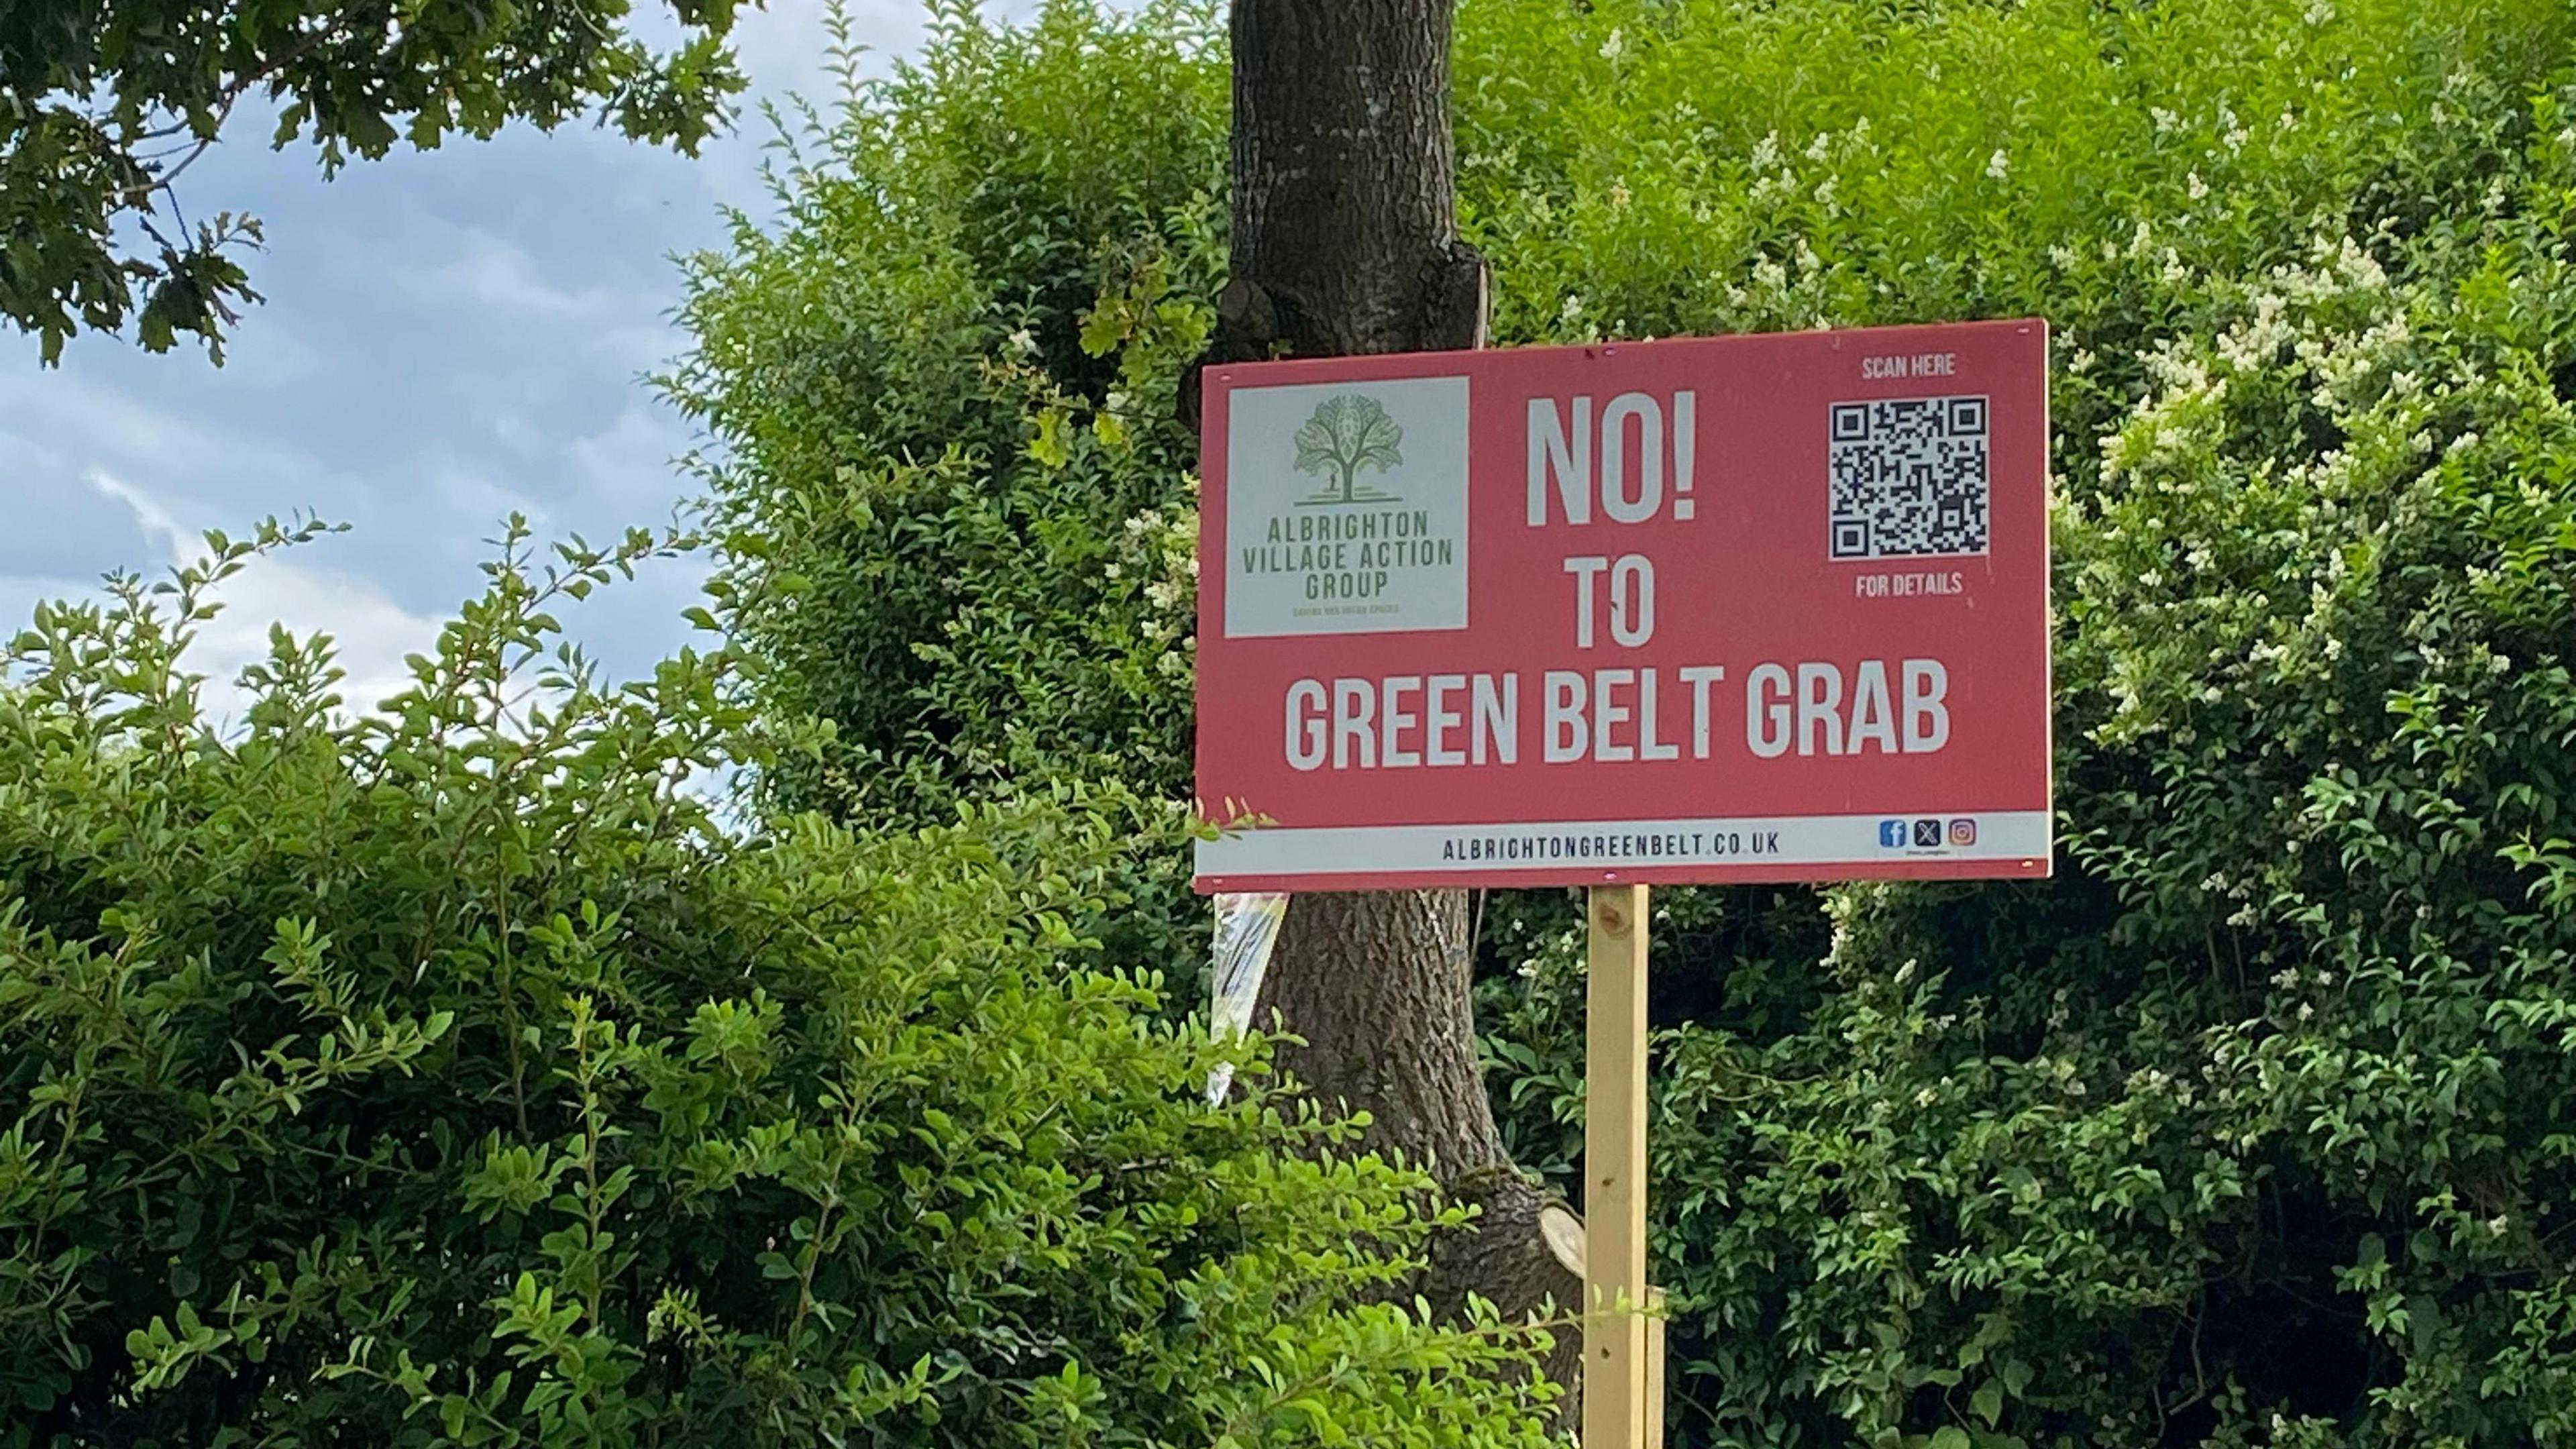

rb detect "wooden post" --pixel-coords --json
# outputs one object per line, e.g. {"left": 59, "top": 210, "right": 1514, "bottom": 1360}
{"left": 1585, "top": 883, "right": 1652, "bottom": 1447}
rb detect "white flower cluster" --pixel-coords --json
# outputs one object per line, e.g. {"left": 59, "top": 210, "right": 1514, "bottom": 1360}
{"left": 2104, "top": 228, "right": 2415, "bottom": 506}
{"left": 2214, "top": 292, "right": 2290, "bottom": 372}
{"left": 1120, "top": 502, "right": 1198, "bottom": 658}
{"left": 2099, "top": 338, "right": 2227, "bottom": 488}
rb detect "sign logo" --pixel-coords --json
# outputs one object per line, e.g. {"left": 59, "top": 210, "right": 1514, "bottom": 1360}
{"left": 1949, "top": 818, "right": 1978, "bottom": 847}
{"left": 1293, "top": 394, "right": 1405, "bottom": 505}
{"left": 1912, "top": 819, "right": 1944, "bottom": 847}
{"left": 1879, "top": 819, "right": 1909, "bottom": 849}
{"left": 1221, "top": 376, "right": 1470, "bottom": 639}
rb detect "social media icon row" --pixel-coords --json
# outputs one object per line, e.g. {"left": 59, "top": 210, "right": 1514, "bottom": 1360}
{"left": 1879, "top": 818, "right": 1977, "bottom": 849}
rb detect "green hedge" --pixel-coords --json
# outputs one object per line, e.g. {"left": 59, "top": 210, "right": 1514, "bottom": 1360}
{"left": 0, "top": 521, "right": 1561, "bottom": 1444}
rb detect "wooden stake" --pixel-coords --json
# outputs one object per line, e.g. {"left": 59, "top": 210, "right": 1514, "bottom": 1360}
{"left": 1584, "top": 883, "right": 1652, "bottom": 1448}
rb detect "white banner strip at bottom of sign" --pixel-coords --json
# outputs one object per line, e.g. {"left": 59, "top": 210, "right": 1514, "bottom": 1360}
{"left": 1197, "top": 810, "right": 2052, "bottom": 877}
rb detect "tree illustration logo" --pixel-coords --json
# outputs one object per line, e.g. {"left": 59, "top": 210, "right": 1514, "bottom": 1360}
{"left": 1292, "top": 393, "right": 1405, "bottom": 504}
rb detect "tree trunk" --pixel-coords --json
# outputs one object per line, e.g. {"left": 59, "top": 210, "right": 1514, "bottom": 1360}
{"left": 1263, "top": 894, "right": 1582, "bottom": 1362}
{"left": 1213, "top": 0, "right": 1585, "bottom": 1407}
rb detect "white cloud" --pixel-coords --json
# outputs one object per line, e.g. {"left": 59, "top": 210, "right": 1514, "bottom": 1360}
{"left": 566, "top": 402, "right": 695, "bottom": 509}
{"left": 0, "top": 358, "right": 321, "bottom": 506}
{"left": 419, "top": 229, "right": 683, "bottom": 372}
{"left": 85, "top": 470, "right": 447, "bottom": 723}
{"left": 0, "top": 0, "right": 1029, "bottom": 729}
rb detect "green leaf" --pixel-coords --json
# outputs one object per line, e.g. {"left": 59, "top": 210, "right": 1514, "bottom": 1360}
{"left": 1972, "top": 1379, "right": 2004, "bottom": 1428}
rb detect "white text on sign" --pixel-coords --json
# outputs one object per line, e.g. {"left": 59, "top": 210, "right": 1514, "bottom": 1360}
{"left": 1281, "top": 659, "right": 1950, "bottom": 771}
{"left": 1262, "top": 383, "right": 1970, "bottom": 774}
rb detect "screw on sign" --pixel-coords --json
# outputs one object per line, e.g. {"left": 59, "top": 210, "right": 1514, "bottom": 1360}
{"left": 1193, "top": 319, "right": 2051, "bottom": 1446}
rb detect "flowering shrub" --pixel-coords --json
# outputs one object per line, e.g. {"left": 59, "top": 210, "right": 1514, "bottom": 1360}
{"left": 1467, "top": 2, "right": 2576, "bottom": 1443}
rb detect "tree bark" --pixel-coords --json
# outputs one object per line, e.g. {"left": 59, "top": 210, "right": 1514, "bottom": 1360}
{"left": 1214, "top": 0, "right": 1584, "bottom": 1408}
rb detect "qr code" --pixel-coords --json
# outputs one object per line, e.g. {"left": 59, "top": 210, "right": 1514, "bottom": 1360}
{"left": 1828, "top": 395, "right": 1990, "bottom": 559}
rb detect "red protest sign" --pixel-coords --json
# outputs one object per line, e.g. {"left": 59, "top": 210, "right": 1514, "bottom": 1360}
{"left": 1192, "top": 319, "right": 2051, "bottom": 893}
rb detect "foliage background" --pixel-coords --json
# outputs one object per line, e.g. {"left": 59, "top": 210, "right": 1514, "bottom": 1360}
{"left": 0, "top": 521, "right": 1564, "bottom": 1444}
{"left": 670, "top": 0, "right": 2576, "bottom": 1444}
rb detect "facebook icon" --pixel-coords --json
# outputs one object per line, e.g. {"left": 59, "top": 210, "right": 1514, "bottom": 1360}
{"left": 1878, "top": 819, "right": 1909, "bottom": 849}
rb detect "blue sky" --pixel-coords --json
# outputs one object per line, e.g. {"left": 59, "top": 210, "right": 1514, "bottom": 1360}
{"left": 0, "top": 1, "right": 988, "bottom": 718}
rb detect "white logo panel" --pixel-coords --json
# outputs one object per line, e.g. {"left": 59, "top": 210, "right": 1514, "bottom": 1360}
{"left": 1223, "top": 376, "right": 1469, "bottom": 637}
